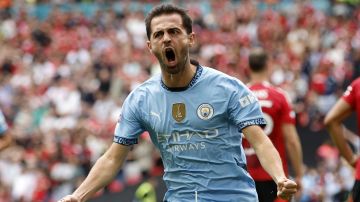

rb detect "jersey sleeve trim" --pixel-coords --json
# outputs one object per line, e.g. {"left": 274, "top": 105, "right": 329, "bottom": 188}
{"left": 238, "top": 118, "right": 267, "bottom": 131}
{"left": 113, "top": 136, "right": 138, "bottom": 146}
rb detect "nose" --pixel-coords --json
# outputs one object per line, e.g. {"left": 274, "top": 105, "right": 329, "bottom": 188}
{"left": 163, "top": 32, "right": 171, "bottom": 43}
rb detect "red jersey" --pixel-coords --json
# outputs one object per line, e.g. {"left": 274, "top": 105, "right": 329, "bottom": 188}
{"left": 341, "top": 77, "right": 360, "bottom": 180}
{"left": 243, "top": 82, "right": 295, "bottom": 181}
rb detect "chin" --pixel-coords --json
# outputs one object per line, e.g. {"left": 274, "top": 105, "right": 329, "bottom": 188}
{"left": 166, "top": 69, "right": 180, "bottom": 75}
{"left": 165, "top": 66, "right": 181, "bottom": 74}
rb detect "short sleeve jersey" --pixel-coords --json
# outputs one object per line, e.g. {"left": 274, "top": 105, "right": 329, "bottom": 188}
{"left": 114, "top": 64, "right": 266, "bottom": 202}
{"left": 243, "top": 82, "right": 295, "bottom": 181}
{"left": 342, "top": 77, "right": 360, "bottom": 180}
{"left": 0, "top": 110, "right": 8, "bottom": 135}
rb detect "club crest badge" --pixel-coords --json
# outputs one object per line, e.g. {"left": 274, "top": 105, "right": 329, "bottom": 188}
{"left": 172, "top": 103, "right": 186, "bottom": 122}
{"left": 197, "top": 103, "right": 214, "bottom": 120}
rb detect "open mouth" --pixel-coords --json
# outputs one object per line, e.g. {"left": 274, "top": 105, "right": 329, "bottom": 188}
{"left": 165, "top": 48, "right": 176, "bottom": 62}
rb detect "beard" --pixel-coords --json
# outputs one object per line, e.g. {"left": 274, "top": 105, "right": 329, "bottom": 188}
{"left": 158, "top": 50, "right": 188, "bottom": 75}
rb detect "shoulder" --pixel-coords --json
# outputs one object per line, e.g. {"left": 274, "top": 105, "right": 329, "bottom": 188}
{"left": 273, "top": 86, "right": 289, "bottom": 97}
{"left": 252, "top": 83, "right": 292, "bottom": 104}
{"left": 202, "top": 66, "right": 247, "bottom": 90}
{"left": 351, "top": 77, "right": 360, "bottom": 88}
{"left": 250, "top": 82, "right": 288, "bottom": 98}
{"left": 273, "top": 86, "right": 292, "bottom": 104}
{"left": 202, "top": 66, "right": 234, "bottom": 80}
{"left": 344, "top": 77, "right": 360, "bottom": 94}
{"left": 125, "top": 75, "right": 161, "bottom": 103}
{"left": 135, "top": 75, "right": 161, "bottom": 92}
{"left": 343, "top": 78, "right": 360, "bottom": 99}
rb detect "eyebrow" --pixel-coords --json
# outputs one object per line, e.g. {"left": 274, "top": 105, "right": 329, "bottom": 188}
{"left": 153, "top": 27, "right": 181, "bottom": 35}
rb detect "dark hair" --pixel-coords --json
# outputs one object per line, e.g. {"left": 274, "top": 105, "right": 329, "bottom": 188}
{"left": 145, "top": 3, "right": 193, "bottom": 40}
{"left": 248, "top": 48, "right": 268, "bottom": 72}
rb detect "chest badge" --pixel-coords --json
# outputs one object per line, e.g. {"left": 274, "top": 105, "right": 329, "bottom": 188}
{"left": 172, "top": 103, "right": 186, "bottom": 122}
{"left": 197, "top": 103, "right": 214, "bottom": 120}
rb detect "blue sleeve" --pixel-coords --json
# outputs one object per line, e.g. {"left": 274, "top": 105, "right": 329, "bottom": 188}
{"left": 0, "top": 110, "right": 8, "bottom": 135}
{"left": 227, "top": 80, "right": 266, "bottom": 131}
{"left": 113, "top": 92, "right": 144, "bottom": 146}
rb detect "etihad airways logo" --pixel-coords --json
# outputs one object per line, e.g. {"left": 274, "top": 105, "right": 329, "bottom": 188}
{"left": 157, "top": 129, "right": 219, "bottom": 144}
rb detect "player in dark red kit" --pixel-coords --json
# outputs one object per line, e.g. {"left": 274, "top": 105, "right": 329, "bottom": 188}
{"left": 324, "top": 77, "right": 360, "bottom": 202}
{"left": 242, "top": 48, "right": 304, "bottom": 202}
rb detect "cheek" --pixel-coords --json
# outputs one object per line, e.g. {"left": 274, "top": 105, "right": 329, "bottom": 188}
{"left": 151, "top": 43, "right": 162, "bottom": 52}
{"left": 152, "top": 51, "right": 162, "bottom": 60}
{"left": 149, "top": 45, "right": 159, "bottom": 55}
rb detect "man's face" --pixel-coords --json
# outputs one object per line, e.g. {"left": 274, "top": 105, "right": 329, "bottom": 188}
{"left": 147, "top": 13, "right": 194, "bottom": 74}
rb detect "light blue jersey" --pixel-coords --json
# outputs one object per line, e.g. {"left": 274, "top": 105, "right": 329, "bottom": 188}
{"left": 0, "top": 110, "right": 8, "bottom": 135}
{"left": 114, "top": 63, "right": 266, "bottom": 202}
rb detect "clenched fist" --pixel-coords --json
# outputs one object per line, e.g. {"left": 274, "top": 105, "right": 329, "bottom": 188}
{"left": 277, "top": 178, "right": 298, "bottom": 200}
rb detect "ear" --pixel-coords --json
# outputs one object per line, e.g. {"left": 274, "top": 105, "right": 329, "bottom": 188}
{"left": 188, "top": 32, "right": 195, "bottom": 47}
{"left": 147, "top": 41, "right": 153, "bottom": 53}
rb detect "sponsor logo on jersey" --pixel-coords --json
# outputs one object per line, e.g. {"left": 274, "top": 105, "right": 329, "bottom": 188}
{"left": 157, "top": 129, "right": 219, "bottom": 144}
{"left": 197, "top": 103, "right": 214, "bottom": 120}
{"left": 157, "top": 129, "right": 219, "bottom": 152}
{"left": 172, "top": 103, "right": 186, "bottom": 122}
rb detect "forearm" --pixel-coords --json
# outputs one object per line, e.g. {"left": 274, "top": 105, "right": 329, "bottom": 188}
{"left": 283, "top": 126, "right": 303, "bottom": 178}
{"left": 251, "top": 134, "right": 299, "bottom": 200}
{"left": 73, "top": 145, "right": 129, "bottom": 202}
{"left": 72, "top": 157, "right": 118, "bottom": 201}
{"left": 326, "top": 123, "right": 355, "bottom": 164}
{"left": 254, "top": 137, "right": 286, "bottom": 183}
{"left": 286, "top": 142, "right": 303, "bottom": 179}
{"left": 323, "top": 99, "right": 354, "bottom": 164}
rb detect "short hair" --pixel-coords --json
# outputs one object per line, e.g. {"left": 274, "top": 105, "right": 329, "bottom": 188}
{"left": 145, "top": 3, "right": 193, "bottom": 40}
{"left": 248, "top": 48, "right": 268, "bottom": 72}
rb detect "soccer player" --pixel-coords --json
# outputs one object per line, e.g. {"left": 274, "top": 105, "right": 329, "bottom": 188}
{"left": 324, "top": 77, "right": 360, "bottom": 202}
{"left": 242, "top": 48, "right": 303, "bottom": 202}
{"left": 58, "top": 4, "right": 297, "bottom": 202}
{"left": 0, "top": 109, "right": 11, "bottom": 151}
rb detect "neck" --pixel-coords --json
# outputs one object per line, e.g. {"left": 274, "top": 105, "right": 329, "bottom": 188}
{"left": 249, "top": 71, "right": 268, "bottom": 85}
{"left": 162, "top": 60, "right": 196, "bottom": 88}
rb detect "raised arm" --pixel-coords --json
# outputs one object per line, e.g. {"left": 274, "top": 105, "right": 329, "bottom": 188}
{"left": 58, "top": 143, "right": 131, "bottom": 202}
{"left": 324, "top": 99, "right": 358, "bottom": 167}
{"left": 242, "top": 125, "right": 297, "bottom": 200}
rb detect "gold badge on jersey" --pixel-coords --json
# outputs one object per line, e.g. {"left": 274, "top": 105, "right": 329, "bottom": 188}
{"left": 172, "top": 103, "right": 186, "bottom": 122}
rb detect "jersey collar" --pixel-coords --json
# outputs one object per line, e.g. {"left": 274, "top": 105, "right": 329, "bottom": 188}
{"left": 161, "top": 59, "right": 203, "bottom": 92}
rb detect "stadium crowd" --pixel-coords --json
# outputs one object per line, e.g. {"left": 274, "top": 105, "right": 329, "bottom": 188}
{"left": 0, "top": 0, "right": 359, "bottom": 201}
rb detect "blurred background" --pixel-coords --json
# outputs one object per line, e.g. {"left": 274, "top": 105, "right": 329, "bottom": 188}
{"left": 0, "top": 0, "right": 359, "bottom": 201}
